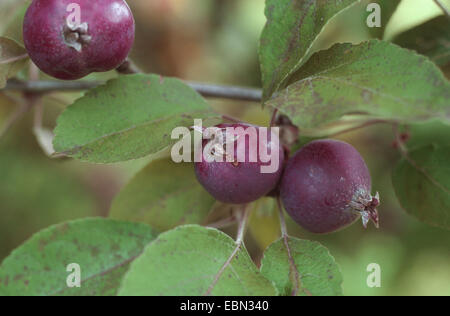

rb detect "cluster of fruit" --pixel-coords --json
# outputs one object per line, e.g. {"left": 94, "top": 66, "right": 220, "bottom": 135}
{"left": 195, "top": 123, "right": 379, "bottom": 234}
{"left": 22, "top": 0, "right": 379, "bottom": 234}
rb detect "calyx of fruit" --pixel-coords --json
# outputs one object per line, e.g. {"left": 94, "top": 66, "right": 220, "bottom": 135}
{"left": 348, "top": 190, "right": 380, "bottom": 228}
{"left": 63, "top": 22, "right": 92, "bottom": 52}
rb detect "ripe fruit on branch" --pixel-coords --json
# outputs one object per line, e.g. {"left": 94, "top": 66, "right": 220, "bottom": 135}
{"left": 23, "top": 0, "right": 135, "bottom": 80}
{"left": 194, "top": 123, "right": 285, "bottom": 204}
{"left": 280, "top": 139, "right": 379, "bottom": 234}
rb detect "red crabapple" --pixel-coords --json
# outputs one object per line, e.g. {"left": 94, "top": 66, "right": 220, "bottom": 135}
{"left": 280, "top": 139, "right": 379, "bottom": 234}
{"left": 194, "top": 123, "right": 285, "bottom": 204}
{"left": 23, "top": 0, "right": 135, "bottom": 80}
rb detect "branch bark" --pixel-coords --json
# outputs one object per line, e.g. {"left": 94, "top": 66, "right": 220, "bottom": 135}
{"left": 3, "top": 79, "right": 262, "bottom": 102}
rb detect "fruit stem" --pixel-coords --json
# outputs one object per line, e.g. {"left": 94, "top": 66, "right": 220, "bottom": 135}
{"left": 203, "top": 204, "right": 249, "bottom": 296}
{"left": 116, "top": 59, "right": 143, "bottom": 74}
{"left": 276, "top": 196, "right": 303, "bottom": 296}
{"left": 270, "top": 109, "right": 278, "bottom": 127}
{"left": 235, "top": 204, "right": 250, "bottom": 245}
{"left": 276, "top": 196, "right": 289, "bottom": 238}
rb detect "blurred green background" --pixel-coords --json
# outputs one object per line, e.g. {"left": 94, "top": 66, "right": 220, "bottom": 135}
{"left": 0, "top": 0, "right": 449, "bottom": 296}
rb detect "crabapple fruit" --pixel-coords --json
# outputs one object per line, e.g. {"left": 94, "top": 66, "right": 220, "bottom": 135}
{"left": 194, "top": 123, "right": 284, "bottom": 204}
{"left": 280, "top": 139, "right": 379, "bottom": 234}
{"left": 23, "top": 0, "right": 135, "bottom": 80}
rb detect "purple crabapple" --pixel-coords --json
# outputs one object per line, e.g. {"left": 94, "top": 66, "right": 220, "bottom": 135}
{"left": 280, "top": 139, "right": 379, "bottom": 234}
{"left": 194, "top": 123, "right": 285, "bottom": 204}
{"left": 23, "top": 0, "right": 135, "bottom": 80}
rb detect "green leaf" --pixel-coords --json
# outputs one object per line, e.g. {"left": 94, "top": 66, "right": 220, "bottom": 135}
{"left": 401, "top": 119, "right": 450, "bottom": 150}
{"left": 118, "top": 225, "right": 277, "bottom": 296}
{"left": 267, "top": 40, "right": 450, "bottom": 129}
{"left": 259, "top": 0, "right": 359, "bottom": 100}
{"left": 53, "top": 74, "right": 219, "bottom": 163}
{"left": 393, "top": 16, "right": 450, "bottom": 66}
{"left": 392, "top": 145, "right": 450, "bottom": 230}
{"left": 0, "top": 37, "right": 28, "bottom": 88}
{"left": 392, "top": 120, "right": 450, "bottom": 229}
{"left": 110, "top": 158, "right": 215, "bottom": 231}
{"left": 0, "top": 218, "right": 158, "bottom": 296}
{"left": 260, "top": 237, "right": 343, "bottom": 296}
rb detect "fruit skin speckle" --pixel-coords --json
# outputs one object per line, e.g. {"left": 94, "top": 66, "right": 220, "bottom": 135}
{"left": 23, "top": 0, "right": 135, "bottom": 80}
{"left": 195, "top": 123, "right": 285, "bottom": 204}
{"left": 280, "top": 139, "right": 379, "bottom": 234}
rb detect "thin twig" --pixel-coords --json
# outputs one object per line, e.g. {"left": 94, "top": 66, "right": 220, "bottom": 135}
{"left": 3, "top": 80, "right": 100, "bottom": 92}
{"left": 3, "top": 79, "right": 262, "bottom": 102}
{"left": 433, "top": 0, "right": 450, "bottom": 19}
{"left": 117, "top": 58, "right": 263, "bottom": 101}
{"left": 188, "top": 82, "right": 262, "bottom": 102}
{"left": 3, "top": 58, "right": 262, "bottom": 101}
{"left": 270, "top": 108, "right": 278, "bottom": 127}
